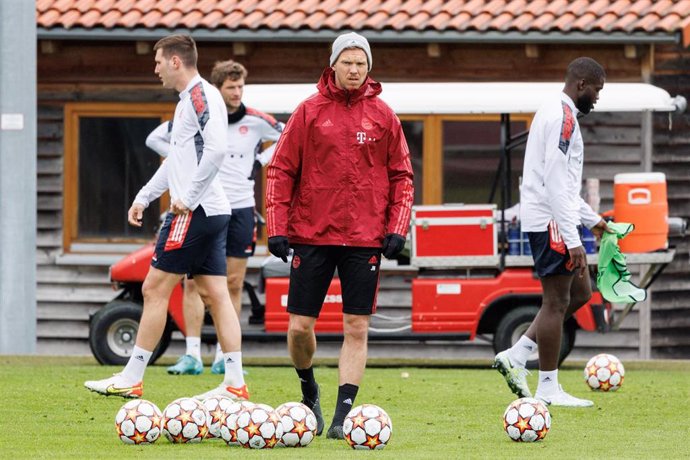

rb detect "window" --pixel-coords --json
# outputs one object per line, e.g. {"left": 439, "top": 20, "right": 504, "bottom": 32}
{"left": 441, "top": 116, "right": 530, "bottom": 207}
{"left": 400, "top": 119, "right": 424, "bottom": 205}
{"left": 63, "top": 103, "right": 174, "bottom": 251}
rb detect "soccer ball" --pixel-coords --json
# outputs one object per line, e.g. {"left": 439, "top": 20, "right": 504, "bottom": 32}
{"left": 220, "top": 400, "right": 255, "bottom": 446}
{"left": 276, "top": 402, "right": 318, "bottom": 447}
{"left": 114, "top": 399, "right": 162, "bottom": 445}
{"left": 503, "top": 397, "right": 551, "bottom": 442}
{"left": 234, "top": 404, "right": 283, "bottom": 449}
{"left": 161, "top": 397, "right": 209, "bottom": 443}
{"left": 584, "top": 353, "right": 625, "bottom": 391}
{"left": 343, "top": 404, "right": 392, "bottom": 450}
{"left": 203, "top": 396, "right": 235, "bottom": 439}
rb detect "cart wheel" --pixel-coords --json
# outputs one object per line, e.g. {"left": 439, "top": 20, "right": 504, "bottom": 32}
{"left": 88, "top": 300, "right": 172, "bottom": 365}
{"left": 493, "top": 306, "right": 574, "bottom": 369}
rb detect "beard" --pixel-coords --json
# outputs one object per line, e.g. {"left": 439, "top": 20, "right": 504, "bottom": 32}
{"left": 576, "top": 93, "right": 595, "bottom": 114}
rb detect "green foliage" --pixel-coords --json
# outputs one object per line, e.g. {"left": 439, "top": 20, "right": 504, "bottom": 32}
{"left": 0, "top": 356, "right": 689, "bottom": 459}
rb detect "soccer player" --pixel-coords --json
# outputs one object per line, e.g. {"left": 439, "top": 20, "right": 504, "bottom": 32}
{"left": 266, "top": 32, "right": 414, "bottom": 438}
{"left": 494, "top": 57, "right": 610, "bottom": 407}
{"left": 84, "top": 34, "right": 248, "bottom": 400}
{"left": 146, "top": 60, "right": 284, "bottom": 376}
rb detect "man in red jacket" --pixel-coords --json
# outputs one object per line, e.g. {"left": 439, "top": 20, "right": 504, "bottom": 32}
{"left": 266, "top": 32, "right": 414, "bottom": 439}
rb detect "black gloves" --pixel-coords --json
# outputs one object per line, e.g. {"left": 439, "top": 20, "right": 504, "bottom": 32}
{"left": 382, "top": 233, "right": 406, "bottom": 259}
{"left": 268, "top": 236, "right": 290, "bottom": 263}
{"left": 248, "top": 160, "right": 262, "bottom": 180}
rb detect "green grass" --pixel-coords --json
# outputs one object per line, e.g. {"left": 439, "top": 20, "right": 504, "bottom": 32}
{"left": 1, "top": 356, "right": 689, "bottom": 459}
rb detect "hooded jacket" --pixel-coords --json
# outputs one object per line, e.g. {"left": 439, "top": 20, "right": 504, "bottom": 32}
{"left": 266, "top": 67, "right": 414, "bottom": 247}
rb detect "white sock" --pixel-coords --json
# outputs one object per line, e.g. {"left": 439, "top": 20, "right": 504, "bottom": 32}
{"left": 214, "top": 343, "right": 223, "bottom": 364}
{"left": 222, "top": 351, "right": 245, "bottom": 388}
{"left": 185, "top": 336, "right": 202, "bottom": 362}
{"left": 121, "top": 346, "right": 152, "bottom": 384}
{"left": 536, "top": 369, "right": 559, "bottom": 395}
{"left": 509, "top": 335, "right": 537, "bottom": 367}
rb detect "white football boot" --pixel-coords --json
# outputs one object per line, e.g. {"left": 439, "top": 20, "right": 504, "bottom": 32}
{"left": 192, "top": 383, "right": 249, "bottom": 402}
{"left": 535, "top": 385, "right": 593, "bottom": 407}
{"left": 493, "top": 350, "right": 532, "bottom": 397}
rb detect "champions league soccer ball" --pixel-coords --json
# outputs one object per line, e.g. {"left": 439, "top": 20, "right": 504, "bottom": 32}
{"left": 343, "top": 404, "right": 392, "bottom": 450}
{"left": 202, "top": 396, "right": 235, "bottom": 439}
{"left": 276, "top": 402, "right": 318, "bottom": 447}
{"left": 503, "top": 398, "right": 551, "bottom": 442}
{"left": 161, "top": 397, "right": 209, "bottom": 443}
{"left": 234, "top": 404, "right": 284, "bottom": 449}
{"left": 220, "top": 400, "right": 256, "bottom": 446}
{"left": 114, "top": 399, "right": 162, "bottom": 445}
{"left": 584, "top": 353, "right": 625, "bottom": 391}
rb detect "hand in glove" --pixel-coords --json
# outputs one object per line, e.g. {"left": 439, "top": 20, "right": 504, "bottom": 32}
{"left": 381, "top": 233, "right": 406, "bottom": 259}
{"left": 268, "top": 236, "right": 290, "bottom": 263}
{"left": 248, "top": 160, "right": 262, "bottom": 180}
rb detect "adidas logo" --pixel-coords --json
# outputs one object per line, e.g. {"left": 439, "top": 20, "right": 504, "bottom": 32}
{"left": 134, "top": 355, "right": 144, "bottom": 362}
{"left": 322, "top": 119, "right": 334, "bottom": 127}
{"left": 542, "top": 376, "right": 552, "bottom": 382}
{"left": 342, "top": 398, "right": 353, "bottom": 405}
{"left": 226, "top": 357, "right": 234, "bottom": 363}
{"left": 368, "top": 255, "right": 377, "bottom": 264}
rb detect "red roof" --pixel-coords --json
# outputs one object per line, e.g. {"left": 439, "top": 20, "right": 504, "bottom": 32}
{"left": 36, "top": 0, "right": 690, "bottom": 45}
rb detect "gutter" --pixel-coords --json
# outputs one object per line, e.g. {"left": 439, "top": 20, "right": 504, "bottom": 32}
{"left": 37, "top": 27, "right": 681, "bottom": 45}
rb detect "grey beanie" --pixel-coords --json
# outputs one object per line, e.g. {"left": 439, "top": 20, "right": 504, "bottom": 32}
{"left": 329, "top": 32, "right": 372, "bottom": 71}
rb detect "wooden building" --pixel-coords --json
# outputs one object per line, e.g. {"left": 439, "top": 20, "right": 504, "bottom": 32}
{"left": 35, "top": 1, "right": 690, "bottom": 359}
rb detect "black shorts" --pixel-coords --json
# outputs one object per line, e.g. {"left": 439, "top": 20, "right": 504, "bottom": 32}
{"left": 287, "top": 244, "right": 381, "bottom": 317}
{"left": 226, "top": 206, "right": 256, "bottom": 258}
{"left": 152, "top": 206, "right": 229, "bottom": 277}
{"left": 527, "top": 221, "right": 577, "bottom": 277}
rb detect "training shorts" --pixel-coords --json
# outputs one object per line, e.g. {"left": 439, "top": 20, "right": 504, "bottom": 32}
{"left": 152, "top": 206, "right": 230, "bottom": 277}
{"left": 527, "top": 220, "right": 579, "bottom": 278}
{"left": 287, "top": 244, "right": 381, "bottom": 317}
{"left": 226, "top": 206, "right": 256, "bottom": 258}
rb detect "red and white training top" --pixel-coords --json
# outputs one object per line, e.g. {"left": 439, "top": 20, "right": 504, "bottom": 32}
{"left": 147, "top": 105, "right": 284, "bottom": 209}
{"left": 134, "top": 74, "right": 230, "bottom": 216}
{"left": 519, "top": 92, "right": 601, "bottom": 249}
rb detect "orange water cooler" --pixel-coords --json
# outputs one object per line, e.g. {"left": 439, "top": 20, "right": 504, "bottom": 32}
{"left": 613, "top": 172, "right": 668, "bottom": 252}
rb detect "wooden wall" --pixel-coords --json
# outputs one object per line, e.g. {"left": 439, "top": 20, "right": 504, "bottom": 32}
{"left": 34, "top": 39, "right": 689, "bottom": 360}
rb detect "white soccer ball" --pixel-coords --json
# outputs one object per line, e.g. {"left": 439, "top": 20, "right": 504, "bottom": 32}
{"left": 114, "top": 399, "right": 162, "bottom": 445}
{"left": 161, "top": 397, "right": 209, "bottom": 443}
{"left": 503, "top": 397, "right": 551, "bottom": 442}
{"left": 343, "top": 404, "right": 392, "bottom": 450}
{"left": 234, "top": 404, "right": 283, "bottom": 449}
{"left": 276, "top": 402, "right": 318, "bottom": 447}
{"left": 220, "top": 400, "right": 255, "bottom": 446}
{"left": 202, "top": 396, "right": 235, "bottom": 439}
{"left": 584, "top": 353, "right": 625, "bottom": 391}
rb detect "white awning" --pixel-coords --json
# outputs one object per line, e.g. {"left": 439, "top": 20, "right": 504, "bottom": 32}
{"left": 242, "top": 82, "right": 686, "bottom": 116}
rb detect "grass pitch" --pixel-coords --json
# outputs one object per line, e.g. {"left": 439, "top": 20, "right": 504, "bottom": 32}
{"left": 1, "top": 356, "right": 689, "bottom": 459}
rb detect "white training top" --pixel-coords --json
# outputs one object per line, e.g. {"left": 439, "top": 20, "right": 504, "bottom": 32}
{"left": 146, "top": 106, "right": 283, "bottom": 209}
{"left": 519, "top": 92, "right": 601, "bottom": 249}
{"left": 135, "top": 75, "right": 230, "bottom": 216}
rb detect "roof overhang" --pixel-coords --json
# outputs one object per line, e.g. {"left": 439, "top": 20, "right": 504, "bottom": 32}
{"left": 36, "top": 27, "right": 682, "bottom": 45}
{"left": 242, "top": 82, "right": 687, "bottom": 115}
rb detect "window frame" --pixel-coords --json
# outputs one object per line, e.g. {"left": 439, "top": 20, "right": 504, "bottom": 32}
{"left": 402, "top": 114, "right": 533, "bottom": 204}
{"left": 63, "top": 102, "right": 174, "bottom": 252}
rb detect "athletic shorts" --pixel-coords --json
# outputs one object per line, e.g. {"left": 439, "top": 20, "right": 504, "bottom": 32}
{"left": 287, "top": 244, "right": 381, "bottom": 317}
{"left": 527, "top": 220, "right": 577, "bottom": 277}
{"left": 226, "top": 206, "right": 256, "bottom": 258}
{"left": 152, "top": 206, "right": 230, "bottom": 277}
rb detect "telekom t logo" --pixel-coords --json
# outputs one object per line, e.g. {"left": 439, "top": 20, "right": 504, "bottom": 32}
{"left": 356, "top": 131, "right": 366, "bottom": 144}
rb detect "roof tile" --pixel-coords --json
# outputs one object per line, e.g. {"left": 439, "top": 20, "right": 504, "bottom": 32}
{"left": 35, "top": 0, "right": 690, "bottom": 39}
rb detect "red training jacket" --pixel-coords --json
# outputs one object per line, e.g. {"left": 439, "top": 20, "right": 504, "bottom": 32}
{"left": 266, "top": 67, "right": 414, "bottom": 247}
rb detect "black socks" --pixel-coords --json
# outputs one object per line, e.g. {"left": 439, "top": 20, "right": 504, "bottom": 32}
{"left": 295, "top": 367, "right": 319, "bottom": 404}
{"left": 330, "top": 383, "right": 359, "bottom": 428}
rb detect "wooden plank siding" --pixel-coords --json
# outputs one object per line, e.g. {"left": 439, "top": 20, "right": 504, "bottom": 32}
{"left": 33, "top": 41, "right": 690, "bottom": 360}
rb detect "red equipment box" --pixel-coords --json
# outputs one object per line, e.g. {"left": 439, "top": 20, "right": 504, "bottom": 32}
{"left": 264, "top": 278, "right": 344, "bottom": 332}
{"left": 411, "top": 204, "right": 498, "bottom": 267}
